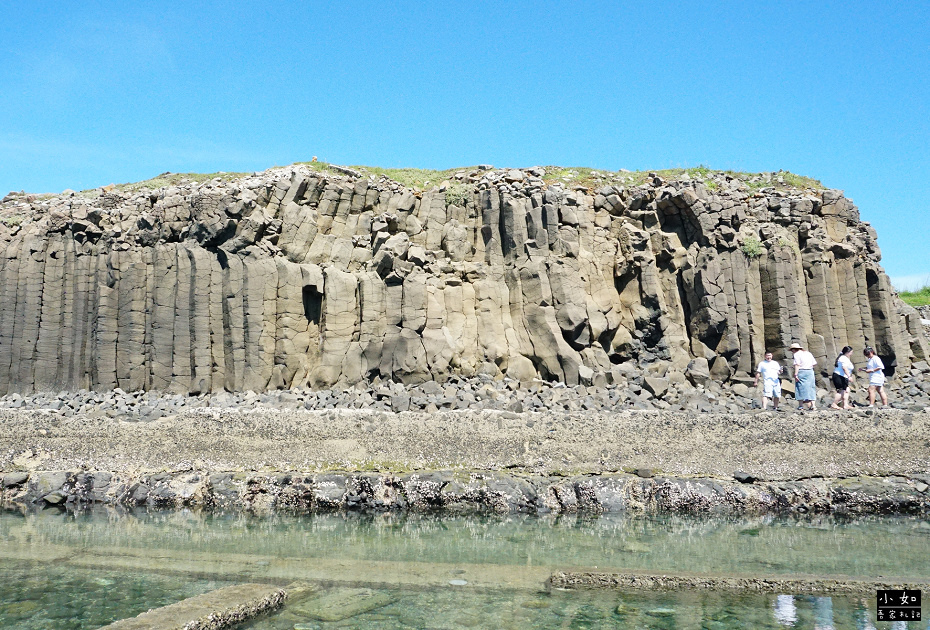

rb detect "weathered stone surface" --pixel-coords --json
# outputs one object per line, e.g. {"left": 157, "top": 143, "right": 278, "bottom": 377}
{"left": 643, "top": 376, "right": 669, "bottom": 399}
{"left": 290, "top": 588, "right": 393, "bottom": 622}
{"left": 2, "top": 404, "right": 929, "bottom": 485}
{"left": 0, "top": 165, "right": 924, "bottom": 394}
{"left": 100, "top": 583, "right": 286, "bottom": 629}
{"left": 4, "top": 465, "right": 930, "bottom": 516}
{"left": 549, "top": 571, "right": 930, "bottom": 594}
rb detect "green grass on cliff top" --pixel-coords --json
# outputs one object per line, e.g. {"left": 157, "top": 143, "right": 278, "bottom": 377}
{"left": 111, "top": 171, "right": 249, "bottom": 192}
{"left": 900, "top": 285, "right": 930, "bottom": 307}
{"left": 66, "top": 163, "right": 823, "bottom": 195}
{"left": 293, "top": 161, "right": 824, "bottom": 192}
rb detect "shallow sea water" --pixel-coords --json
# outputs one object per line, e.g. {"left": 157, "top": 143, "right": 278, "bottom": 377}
{"left": 0, "top": 509, "right": 927, "bottom": 628}
{"left": 0, "top": 564, "right": 231, "bottom": 629}
{"left": 243, "top": 587, "right": 898, "bottom": 630}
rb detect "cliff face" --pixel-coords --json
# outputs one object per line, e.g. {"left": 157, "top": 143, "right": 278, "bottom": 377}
{"left": 0, "top": 165, "right": 926, "bottom": 394}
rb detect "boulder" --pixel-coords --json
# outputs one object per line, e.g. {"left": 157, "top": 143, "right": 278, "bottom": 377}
{"left": 506, "top": 355, "right": 537, "bottom": 383}
{"left": 643, "top": 376, "right": 670, "bottom": 399}
{"left": 686, "top": 358, "right": 711, "bottom": 387}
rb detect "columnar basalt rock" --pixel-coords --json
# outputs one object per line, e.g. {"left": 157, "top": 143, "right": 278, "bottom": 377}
{"left": 0, "top": 166, "right": 926, "bottom": 394}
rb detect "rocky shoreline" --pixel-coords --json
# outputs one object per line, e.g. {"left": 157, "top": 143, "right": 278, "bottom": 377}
{"left": 4, "top": 467, "right": 930, "bottom": 516}
{"left": 2, "top": 393, "right": 928, "bottom": 515}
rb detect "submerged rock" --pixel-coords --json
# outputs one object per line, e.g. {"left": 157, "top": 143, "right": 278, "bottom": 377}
{"left": 292, "top": 588, "right": 393, "bottom": 622}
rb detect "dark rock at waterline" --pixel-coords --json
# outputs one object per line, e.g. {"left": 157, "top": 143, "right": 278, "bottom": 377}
{"left": 4, "top": 468, "right": 930, "bottom": 516}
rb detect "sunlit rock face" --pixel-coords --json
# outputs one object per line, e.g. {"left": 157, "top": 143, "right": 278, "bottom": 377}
{"left": 0, "top": 165, "right": 926, "bottom": 394}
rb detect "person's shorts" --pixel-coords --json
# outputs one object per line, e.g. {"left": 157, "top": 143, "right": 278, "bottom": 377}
{"left": 870, "top": 375, "right": 885, "bottom": 387}
{"left": 831, "top": 373, "right": 849, "bottom": 391}
{"left": 763, "top": 379, "right": 780, "bottom": 398}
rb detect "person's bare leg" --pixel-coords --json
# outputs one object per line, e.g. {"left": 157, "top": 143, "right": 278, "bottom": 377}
{"left": 831, "top": 391, "right": 842, "bottom": 409}
{"left": 842, "top": 389, "right": 851, "bottom": 409}
{"left": 868, "top": 386, "right": 876, "bottom": 406}
{"left": 773, "top": 397, "right": 779, "bottom": 410}
{"left": 761, "top": 396, "right": 768, "bottom": 410}
{"left": 879, "top": 386, "right": 888, "bottom": 406}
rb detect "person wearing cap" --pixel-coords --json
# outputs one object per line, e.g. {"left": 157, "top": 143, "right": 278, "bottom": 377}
{"left": 789, "top": 342, "right": 817, "bottom": 410}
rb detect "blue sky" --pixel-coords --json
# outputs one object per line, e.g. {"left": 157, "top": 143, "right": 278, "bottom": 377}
{"left": 1, "top": 1, "right": 927, "bottom": 286}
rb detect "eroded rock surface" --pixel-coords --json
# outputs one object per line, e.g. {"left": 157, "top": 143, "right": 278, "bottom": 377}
{"left": 1, "top": 166, "right": 926, "bottom": 394}
{"left": 100, "top": 583, "right": 286, "bottom": 630}
{"left": 4, "top": 467, "right": 930, "bottom": 516}
{"left": 2, "top": 406, "right": 929, "bottom": 514}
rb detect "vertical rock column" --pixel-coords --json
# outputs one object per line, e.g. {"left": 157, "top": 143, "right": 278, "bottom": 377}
{"left": 115, "top": 248, "right": 149, "bottom": 392}
{"left": 241, "top": 257, "right": 278, "bottom": 392}
{"left": 94, "top": 248, "right": 119, "bottom": 391}
{"left": 804, "top": 259, "right": 838, "bottom": 370}
{"left": 33, "top": 234, "right": 64, "bottom": 391}
{"left": 188, "top": 247, "right": 214, "bottom": 394}
{"left": 222, "top": 253, "right": 245, "bottom": 391}
{"left": 310, "top": 267, "right": 359, "bottom": 387}
{"left": 0, "top": 238, "right": 22, "bottom": 394}
{"left": 150, "top": 244, "right": 177, "bottom": 391}
{"left": 12, "top": 235, "right": 48, "bottom": 394}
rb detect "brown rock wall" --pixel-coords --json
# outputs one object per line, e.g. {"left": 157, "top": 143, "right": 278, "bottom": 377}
{"left": 0, "top": 167, "right": 926, "bottom": 393}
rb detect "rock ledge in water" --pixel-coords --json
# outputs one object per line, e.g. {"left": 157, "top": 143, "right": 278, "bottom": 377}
{"left": 100, "top": 583, "right": 286, "bottom": 629}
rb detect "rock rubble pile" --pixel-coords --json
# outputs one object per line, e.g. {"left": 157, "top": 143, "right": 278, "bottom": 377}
{"left": 1, "top": 365, "right": 928, "bottom": 421}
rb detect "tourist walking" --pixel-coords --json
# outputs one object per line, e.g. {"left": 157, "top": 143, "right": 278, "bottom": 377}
{"left": 830, "top": 346, "right": 854, "bottom": 410}
{"left": 859, "top": 347, "right": 888, "bottom": 407}
{"left": 789, "top": 342, "right": 817, "bottom": 410}
{"left": 753, "top": 351, "right": 784, "bottom": 410}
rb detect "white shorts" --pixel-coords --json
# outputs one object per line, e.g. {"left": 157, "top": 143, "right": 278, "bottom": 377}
{"left": 763, "top": 379, "right": 780, "bottom": 398}
{"left": 870, "top": 375, "right": 885, "bottom": 387}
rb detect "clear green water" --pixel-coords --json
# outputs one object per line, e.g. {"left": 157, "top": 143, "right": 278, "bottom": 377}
{"left": 0, "top": 564, "right": 232, "bottom": 629}
{"left": 243, "top": 588, "right": 901, "bottom": 630}
{"left": 0, "top": 509, "right": 927, "bottom": 628}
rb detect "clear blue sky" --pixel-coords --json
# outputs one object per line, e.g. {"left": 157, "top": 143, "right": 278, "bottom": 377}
{"left": 1, "top": 1, "right": 927, "bottom": 286}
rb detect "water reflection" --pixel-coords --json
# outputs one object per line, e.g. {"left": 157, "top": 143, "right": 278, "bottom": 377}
{"left": 774, "top": 594, "right": 797, "bottom": 625}
{"left": 241, "top": 586, "right": 925, "bottom": 630}
{"left": 813, "top": 596, "right": 834, "bottom": 629}
{"left": 2, "top": 508, "right": 928, "bottom": 579}
{"left": 0, "top": 508, "right": 927, "bottom": 628}
{"left": 769, "top": 594, "right": 927, "bottom": 630}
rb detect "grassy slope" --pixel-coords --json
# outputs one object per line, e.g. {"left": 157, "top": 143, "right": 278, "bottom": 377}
{"left": 112, "top": 171, "right": 249, "bottom": 192}
{"left": 900, "top": 286, "right": 930, "bottom": 307}
{"left": 293, "top": 162, "right": 824, "bottom": 192}
{"left": 44, "top": 162, "right": 823, "bottom": 196}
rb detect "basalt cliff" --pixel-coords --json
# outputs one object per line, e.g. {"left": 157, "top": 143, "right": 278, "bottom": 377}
{"left": 0, "top": 165, "right": 926, "bottom": 395}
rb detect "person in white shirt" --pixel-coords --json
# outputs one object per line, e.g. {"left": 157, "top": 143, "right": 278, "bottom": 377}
{"left": 830, "top": 346, "right": 854, "bottom": 410}
{"left": 789, "top": 342, "right": 817, "bottom": 410}
{"left": 859, "top": 347, "right": 887, "bottom": 407}
{"left": 753, "top": 351, "right": 784, "bottom": 410}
